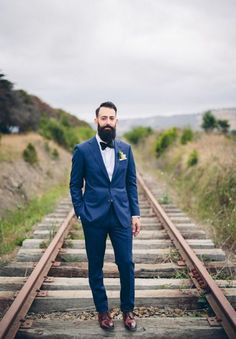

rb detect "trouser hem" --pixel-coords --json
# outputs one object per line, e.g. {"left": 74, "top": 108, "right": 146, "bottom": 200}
{"left": 96, "top": 308, "right": 109, "bottom": 313}
{"left": 121, "top": 309, "right": 134, "bottom": 313}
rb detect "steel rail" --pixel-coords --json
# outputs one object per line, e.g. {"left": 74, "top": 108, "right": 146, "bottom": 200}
{"left": 137, "top": 172, "right": 236, "bottom": 338}
{"left": 0, "top": 209, "right": 74, "bottom": 339}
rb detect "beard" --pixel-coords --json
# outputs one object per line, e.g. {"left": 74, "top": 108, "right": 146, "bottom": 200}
{"left": 98, "top": 123, "right": 116, "bottom": 143}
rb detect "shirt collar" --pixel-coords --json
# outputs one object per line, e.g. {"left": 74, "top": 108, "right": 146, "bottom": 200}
{"left": 96, "top": 133, "right": 103, "bottom": 144}
{"left": 96, "top": 133, "right": 106, "bottom": 151}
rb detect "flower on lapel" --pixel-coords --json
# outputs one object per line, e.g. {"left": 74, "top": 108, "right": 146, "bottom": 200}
{"left": 118, "top": 150, "right": 127, "bottom": 161}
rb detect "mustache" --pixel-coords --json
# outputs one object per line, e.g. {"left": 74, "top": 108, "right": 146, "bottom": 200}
{"left": 101, "top": 125, "right": 114, "bottom": 130}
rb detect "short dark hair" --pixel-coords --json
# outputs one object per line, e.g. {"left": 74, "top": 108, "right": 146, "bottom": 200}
{"left": 95, "top": 101, "right": 117, "bottom": 117}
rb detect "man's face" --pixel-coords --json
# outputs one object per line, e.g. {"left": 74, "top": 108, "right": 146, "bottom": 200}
{"left": 95, "top": 107, "right": 118, "bottom": 142}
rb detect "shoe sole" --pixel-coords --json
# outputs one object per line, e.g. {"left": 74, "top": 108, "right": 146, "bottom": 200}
{"left": 125, "top": 324, "right": 137, "bottom": 332}
{"left": 100, "top": 325, "right": 115, "bottom": 331}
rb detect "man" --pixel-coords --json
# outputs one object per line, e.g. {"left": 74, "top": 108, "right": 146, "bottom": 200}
{"left": 70, "top": 101, "right": 141, "bottom": 332}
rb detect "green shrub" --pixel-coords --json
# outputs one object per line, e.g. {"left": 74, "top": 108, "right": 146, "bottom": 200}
{"left": 187, "top": 149, "right": 198, "bottom": 167}
{"left": 60, "top": 114, "right": 70, "bottom": 127}
{"left": 76, "top": 126, "right": 95, "bottom": 141}
{"left": 180, "top": 128, "right": 194, "bottom": 145}
{"left": 52, "top": 148, "right": 59, "bottom": 159}
{"left": 48, "top": 120, "right": 67, "bottom": 146}
{"left": 159, "top": 193, "right": 171, "bottom": 204}
{"left": 155, "top": 127, "right": 177, "bottom": 157}
{"left": 124, "top": 126, "right": 153, "bottom": 144}
{"left": 44, "top": 141, "right": 50, "bottom": 153}
{"left": 230, "top": 130, "right": 236, "bottom": 142}
{"left": 15, "top": 236, "right": 26, "bottom": 246}
{"left": 23, "top": 143, "right": 38, "bottom": 165}
{"left": 231, "top": 129, "right": 236, "bottom": 136}
{"left": 44, "top": 141, "right": 59, "bottom": 159}
{"left": 40, "top": 118, "right": 80, "bottom": 151}
{"left": 201, "top": 111, "right": 217, "bottom": 132}
{"left": 217, "top": 119, "right": 230, "bottom": 134}
{"left": 63, "top": 128, "right": 80, "bottom": 150}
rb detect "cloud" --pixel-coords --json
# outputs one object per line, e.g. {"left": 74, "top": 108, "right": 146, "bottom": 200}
{"left": 0, "top": 0, "right": 236, "bottom": 121}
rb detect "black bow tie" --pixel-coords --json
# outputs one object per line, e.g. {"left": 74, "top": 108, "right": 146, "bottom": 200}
{"left": 100, "top": 141, "right": 114, "bottom": 150}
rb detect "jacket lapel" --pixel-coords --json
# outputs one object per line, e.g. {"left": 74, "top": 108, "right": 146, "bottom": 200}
{"left": 111, "top": 139, "right": 119, "bottom": 182}
{"left": 89, "top": 136, "right": 110, "bottom": 182}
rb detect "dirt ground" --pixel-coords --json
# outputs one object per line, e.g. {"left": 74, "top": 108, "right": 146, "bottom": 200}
{"left": 0, "top": 133, "right": 72, "bottom": 217}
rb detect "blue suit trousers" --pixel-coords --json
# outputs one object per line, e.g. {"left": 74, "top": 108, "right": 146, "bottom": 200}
{"left": 81, "top": 204, "right": 135, "bottom": 313}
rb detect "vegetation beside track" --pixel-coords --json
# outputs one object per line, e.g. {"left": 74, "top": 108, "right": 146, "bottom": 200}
{"left": 0, "top": 178, "right": 69, "bottom": 257}
{"left": 128, "top": 129, "right": 236, "bottom": 251}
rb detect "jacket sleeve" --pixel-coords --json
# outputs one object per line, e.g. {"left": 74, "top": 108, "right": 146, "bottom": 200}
{"left": 126, "top": 145, "right": 140, "bottom": 216}
{"left": 69, "top": 145, "right": 85, "bottom": 217}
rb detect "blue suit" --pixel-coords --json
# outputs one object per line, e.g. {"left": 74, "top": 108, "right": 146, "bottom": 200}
{"left": 70, "top": 136, "right": 140, "bottom": 312}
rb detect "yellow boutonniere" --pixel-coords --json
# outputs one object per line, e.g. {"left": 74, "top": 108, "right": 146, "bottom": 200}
{"left": 118, "top": 150, "right": 127, "bottom": 161}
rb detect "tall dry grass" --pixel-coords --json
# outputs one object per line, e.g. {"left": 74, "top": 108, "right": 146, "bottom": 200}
{"left": 135, "top": 132, "right": 236, "bottom": 251}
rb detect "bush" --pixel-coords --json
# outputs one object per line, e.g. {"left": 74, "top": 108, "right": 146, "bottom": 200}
{"left": 52, "top": 148, "right": 59, "bottom": 159}
{"left": 63, "top": 128, "right": 80, "bottom": 150}
{"left": 23, "top": 143, "right": 38, "bottom": 165}
{"left": 230, "top": 130, "right": 236, "bottom": 141}
{"left": 155, "top": 127, "right": 177, "bottom": 157}
{"left": 217, "top": 119, "right": 230, "bottom": 134}
{"left": 44, "top": 141, "right": 50, "bottom": 153}
{"left": 40, "top": 118, "right": 80, "bottom": 151}
{"left": 124, "top": 126, "right": 153, "bottom": 144}
{"left": 180, "top": 128, "right": 194, "bottom": 144}
{"left": 201, "top": 111, "right": 217, "bottom": 132}
{"left": 187, "top": 149, "right": 198, "bottom": 167}
{"left": 77, "top": 126, "right": 95, "bottom": 141}
{"left": 44, "top": 142, "right": 59, "bottom": 159}
{"left": 47, "top": 120, "right": 67, "bottom": 146}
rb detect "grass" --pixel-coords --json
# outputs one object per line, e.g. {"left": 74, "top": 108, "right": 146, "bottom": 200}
{"left": 133, "top": 132, "right": 236, "bottom": 251}
{"left": 0, "top": 179, "right": 69, "bottom": 257}
{"left": 173, "top": 162, "right": 236, "bottom": 249}
{"left": 0, "top": 133, "right": 41, "bottom": 162}
{"left": 159, "top": 193, "right": 171, "bottom": 204}
{"left": 173, "top": 269, "right": 189, "bottom": 279}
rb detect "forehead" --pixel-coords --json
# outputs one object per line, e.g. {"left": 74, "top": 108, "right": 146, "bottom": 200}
{"left": 98, "top": 106, "right": 116, "bottom": 117}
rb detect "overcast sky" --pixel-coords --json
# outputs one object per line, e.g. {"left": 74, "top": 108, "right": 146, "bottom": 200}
{"left": 1, "top": 0, "right": 236, "bottom": 122}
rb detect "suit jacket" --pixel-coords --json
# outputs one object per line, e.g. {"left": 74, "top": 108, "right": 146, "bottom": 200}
{"left": 69, "top": 136, "right": 140, "bottom": 227}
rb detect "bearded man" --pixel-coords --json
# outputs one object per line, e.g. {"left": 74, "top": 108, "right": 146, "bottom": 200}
{"left": 70, "top": 101, "right": 141, "bottom": 332}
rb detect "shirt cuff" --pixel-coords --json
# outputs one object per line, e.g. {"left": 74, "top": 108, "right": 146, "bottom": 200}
{"left": 132, "top": 215, "right": 140, "bottom": 218}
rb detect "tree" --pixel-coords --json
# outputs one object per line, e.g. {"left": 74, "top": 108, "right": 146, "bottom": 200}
{"left": 12, "top": 90, "right": 40, "bottom": 132}
{"left": 0, "top": 73, "right": 17, "bottom": 133}
{"left": 217, "top": 119, "right": 230, "bottom": 134}
{"left": 201, "top": 111, "right": 217, "bottom": 132}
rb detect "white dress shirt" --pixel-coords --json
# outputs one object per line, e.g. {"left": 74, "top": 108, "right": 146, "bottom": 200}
{"left": 96, "top": 133, "right": 115, "bottom": 181}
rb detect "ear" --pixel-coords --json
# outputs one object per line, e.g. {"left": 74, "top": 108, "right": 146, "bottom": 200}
{"left": 94, "top": 117, "right": 98, "bottom": 125}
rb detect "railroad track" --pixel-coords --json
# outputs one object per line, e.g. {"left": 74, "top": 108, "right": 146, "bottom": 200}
{"left": 0, "top": 171, "right": 236, "bottom": 338}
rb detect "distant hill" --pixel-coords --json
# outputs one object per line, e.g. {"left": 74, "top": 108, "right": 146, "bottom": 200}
{"left": 114, "top": 108, "right": 236, "bottom": 135}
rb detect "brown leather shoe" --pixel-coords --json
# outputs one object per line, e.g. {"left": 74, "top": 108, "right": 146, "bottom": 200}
{"left": 123, "top": 311, "right": 137, "bottom": 331}
{"left": 98, "top": 312, "right": 114, "bottom": 331}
